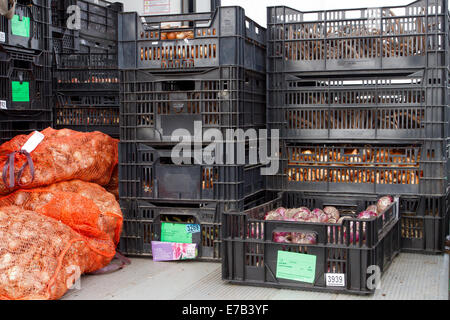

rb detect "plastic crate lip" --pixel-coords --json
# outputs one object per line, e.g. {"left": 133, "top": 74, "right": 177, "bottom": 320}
{"left": 267, "top": 0, "right": 448, "bottom": 20}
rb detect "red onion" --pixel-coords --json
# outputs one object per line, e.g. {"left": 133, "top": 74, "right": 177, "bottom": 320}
{"left": 291, "top": 232, "right": 317, "bottom": 244}
{"left": 323, "top": 206, "right": 340, "bottom": 221}
{"left": 366, "top": 205, "right": 378, "bottom": 214}
{"left": 357, "top": 210, "right": 378, "bottom": 220}
{"left": 377, "top": 196, "right": 393, "bottom": 214}
{"left": 292, "top": 207, "right": 312, "bottom": 221}
{"left": 273, "top": 232, "right": 291, "bottom": 243}
{"left": 264, "top": 208, "right": 285, "bottom": 221}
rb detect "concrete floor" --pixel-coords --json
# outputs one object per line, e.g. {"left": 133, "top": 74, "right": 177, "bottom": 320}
{"left": 62, "top": 253, "right": 449, "bottom": 300}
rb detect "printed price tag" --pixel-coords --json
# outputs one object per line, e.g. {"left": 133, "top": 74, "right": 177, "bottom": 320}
{"left": 276, "top": 251, "right": 316, "bottom": 284}
{"left": 21, "top": 131, "right": 45, "bottom": 153}
{"left": 161, "top": 223, "right": 192, "bottom": 244}
{"left": 325, "top": 273, "right": 346, "bottom": 287}
{"left": 186, "top": 224, "right": 200, "bottom": 234}
{"left": 0, "top": 32, "right": 5, "bottom": 43}
{"left": 0, "top": 100, "right": 6, "bottom": 109}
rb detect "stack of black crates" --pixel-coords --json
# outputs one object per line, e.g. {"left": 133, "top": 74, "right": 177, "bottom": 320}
{"left": 118, "top": 6, "right": 267, "bottom": 261}
{"left": 0, "top": 0, "right": 52, "bottom": 144}
{"left": 222, "top": 0, "right": 449, "bottom": 295}
{"left": 51, "top": 0, "right": 122, "bottom": 138}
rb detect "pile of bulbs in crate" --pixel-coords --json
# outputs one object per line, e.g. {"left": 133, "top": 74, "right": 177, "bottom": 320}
{"left": 264, "top": 196, "right": 394, "bottom": 245}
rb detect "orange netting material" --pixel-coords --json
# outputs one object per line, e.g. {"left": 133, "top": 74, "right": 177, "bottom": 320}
{"left": 104, "top": 165, "right": 119, "bottom": 200}
{"left": 0, "top": 180, "right": 123, "bottom": 245}
{"left": 0, "top": 206, "right": 115, "bottom": 300}
{"left": 0, "top": 128, "right": 119, "bottom": 195}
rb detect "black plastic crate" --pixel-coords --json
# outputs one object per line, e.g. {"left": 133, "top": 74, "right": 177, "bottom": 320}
{"left": 118, "top": 199, "right": 221, "bottom": 261}
{"left": 119, "top": 142, "right": 266, "bottom": 207}
{"left": 268, "top": 0, "right": 449, "bottom": 73}
{"left": 52, "top": 0, "right": 122, "bottom": 41}
{"left": 400, "top": 193, "right": 449, "bottom": 253}
{"left": 54, "top": 92, "right": 119, "bottom": 138}
{"left": 119, "top": 6, "right": 266, "bottom": 73}
{"left": 54, "top": 52, "right": 119, "bottom": 91}
{"left": 0, "top": 48, "right": 52, "bottom": 111}
{"left": 51, "top": 27, "right": 80, "bottom": 54}
{"left": 222, "top": 191, "right": 401, "bottom": 295}
{"left": 269, "top": 70, "right": 449, "bottom": 142}
{"left": 267, "top": 142, "right": 448, "bottom": 197}
{"left": 0, "top": 0, "right": 51, "bottom": 52}
{"left": 0, "top": 109, "right": 52, "bottom": 144}
{"left": 120, "top": 66, "right": 266, "bottom": 143}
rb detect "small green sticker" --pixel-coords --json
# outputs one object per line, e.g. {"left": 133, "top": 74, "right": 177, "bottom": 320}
{"left": 11, "top": 15, "right": 30, "bottom": 37}
{"left": 276, "top": 251, "right": 317, "bottom": 284}
{"left": 161, "top": 223, "right": 192, "bottom": 244}
{"left": 11, "top": 81, "right": 30, "bottom": 102}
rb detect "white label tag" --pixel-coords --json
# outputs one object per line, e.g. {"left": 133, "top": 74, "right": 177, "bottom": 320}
{"left": 184, "top": 246, "right": 197, "bottom": 259}
{"left": 0, "top": 32, "right": 5, "bottom": 43}
{"left": 0, "top": 100, "right": 6, "bottom": 109}
{"left": 325, "top": 273, "right": 346, "bottom": 287}
{"left": 21, "top": 131, "right": 45, "bottom": 153}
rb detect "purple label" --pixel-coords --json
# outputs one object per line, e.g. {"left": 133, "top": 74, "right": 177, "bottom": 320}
{"left": 151, "top": 241, "right": 198, "bottom": 262}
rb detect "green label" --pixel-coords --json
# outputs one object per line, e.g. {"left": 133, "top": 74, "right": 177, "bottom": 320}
{"left": 161, "top": 223, "right": 192, "bottom": 244}
{"left": 11, "top": 81, "right": 30, "bottom": 102}
{"left": 11, "top": 15, "right": 30, "bottom": 37}
{"left": 276, "top": 251, "right": 316, "bottom": 284}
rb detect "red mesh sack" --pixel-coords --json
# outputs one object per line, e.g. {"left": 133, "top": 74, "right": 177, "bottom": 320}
{"left": 0, "top": 128, "right": 119, "bottom": 195}
{"left": 0, "top": 206, "right": 115, "bottom": 300}
{"left": 0, "top": 180, "right": 123, "bottom": 245}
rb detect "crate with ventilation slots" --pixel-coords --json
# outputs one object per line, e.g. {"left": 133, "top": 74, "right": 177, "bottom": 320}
{"left": 222, "top": 191, "right": 401, "bottom": 294}
{"left": 400, "top": 193, "right": 449, "bottom": 253}
{"left": 119, "top": 6, "right": 266, "bottom": 73}
{"left": 268, "top": 70, "right": 448, "bottom": 142}
{"left": 51, "top": 0, "right": 123, "bottom": 41}
{"left": 54, "top": 53, "right": 119, "bottom": 92}
{"left": 120, "top": 66, "right": 266, "bottom": 144}
{"left": 0, "top": 48, "right": 52, "bottom": 111}
{"left": 0, "top": 109, "right": 52, "bottom": 145}
{"left": 268, "top": 0, "right": 449, "bottom": 73}
{"left": 267, "top": 142, "right": 448, "bottom": 197}
{"left": 118, "top": 142, "right": 266, "bottom": 208}
{"left": 118, "top": 198, "right": 222, "bottom": 261}
{"left": 54, "top": 92, "right": 119, "bottom": 138}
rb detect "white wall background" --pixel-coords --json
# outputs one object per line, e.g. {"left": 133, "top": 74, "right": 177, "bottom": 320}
{"left": 115, "top": 0, "right": 449, "bottom": 25}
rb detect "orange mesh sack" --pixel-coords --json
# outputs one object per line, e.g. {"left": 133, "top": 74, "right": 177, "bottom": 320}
{"left": 0, "top": 128, "right": 119, "bottom": 195}
{"left": 104, "top": 165, "right": 119, "bottom": 200}
{"left": 0, "top": 180, "right": 123, "bottom": 245}
{"left": 0, "top": 206, "right": 116, "bottom": 300}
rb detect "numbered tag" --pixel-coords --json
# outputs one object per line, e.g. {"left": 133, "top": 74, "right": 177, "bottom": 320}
{"left": 325, "top": 273, "right": 346, "bottom": 287}
{"left": 0, "top": 100, "right": 6, "bottom": 109}
{"left": 186, "top": 224, "right": 201, "bottom": 234}
{"left": 0, "top": 32, "right": 5, "bottom": 43}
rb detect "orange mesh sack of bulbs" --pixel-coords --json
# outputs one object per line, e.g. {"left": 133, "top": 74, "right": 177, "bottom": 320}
{"left": 0, "top": 128, "right": 119, "bottom": 195}
{"left": 0, "top": 206, "right": 116, "bottom": 300}
{"left": 0, "top": 180, "right": 123, "bottom": 245}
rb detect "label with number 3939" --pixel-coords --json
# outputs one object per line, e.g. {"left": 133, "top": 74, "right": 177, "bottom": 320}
{"left": 325, "top": 273, "right": 346, "bottom": 287}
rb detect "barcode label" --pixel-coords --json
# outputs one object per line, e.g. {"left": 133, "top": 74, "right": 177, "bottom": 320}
{"left": 0, "top": 100, "right": 6, "bottom": 109}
